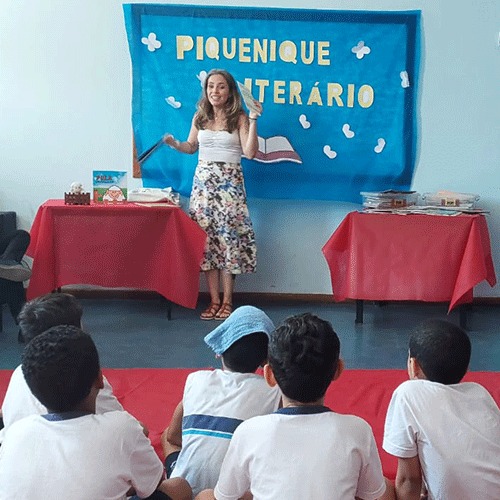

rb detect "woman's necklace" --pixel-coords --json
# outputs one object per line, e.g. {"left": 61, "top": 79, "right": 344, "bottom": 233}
{"left": 212, "top": 113, "right": 227, "bottom": 131}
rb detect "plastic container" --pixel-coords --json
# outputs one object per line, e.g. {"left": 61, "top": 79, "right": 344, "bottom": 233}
{"left": 420, "top": 191, "right": 479, "bottom": 209}
{"left": 360, "top": 190, "right": 418, "bottom": 209}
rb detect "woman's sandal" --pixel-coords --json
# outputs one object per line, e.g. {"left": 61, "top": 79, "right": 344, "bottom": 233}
{"left": 215, "top": 303, "right": 233, "bottom": 321}
{"left": 200, "top": 302, "right": 220, "bottom": 321}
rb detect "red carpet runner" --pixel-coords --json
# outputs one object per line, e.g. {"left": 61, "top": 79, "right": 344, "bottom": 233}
{"left": 1, "top": 369, "right": 498, "bottom": 480}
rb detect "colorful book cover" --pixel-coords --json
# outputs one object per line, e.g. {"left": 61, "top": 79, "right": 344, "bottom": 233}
{"left": 92, "top": 171, "right": 128, "bottom": 203}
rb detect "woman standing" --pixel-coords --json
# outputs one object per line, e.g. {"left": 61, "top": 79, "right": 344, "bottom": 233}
{"left": 164, "top": 69, "right": 262, "bottom": 320}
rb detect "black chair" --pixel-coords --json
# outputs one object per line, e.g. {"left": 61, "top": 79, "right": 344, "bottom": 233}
{"left": 0, "top": 211, "right": 26, "bottom": 332}
{"left": 0, "top": 281, "right": 26, "bottom": 333}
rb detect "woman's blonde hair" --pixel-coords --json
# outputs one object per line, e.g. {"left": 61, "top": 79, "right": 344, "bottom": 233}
{"left": 195, "top": 69, "right": 243, "bottom": 133}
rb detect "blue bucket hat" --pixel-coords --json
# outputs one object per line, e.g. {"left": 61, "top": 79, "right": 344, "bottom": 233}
{"left": 204, "top": 305, "right": 275, "bottom": 355}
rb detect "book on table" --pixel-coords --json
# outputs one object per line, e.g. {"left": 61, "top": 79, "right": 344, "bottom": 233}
{"left": 92, "top": 171, "right": 128, "bottom": 203}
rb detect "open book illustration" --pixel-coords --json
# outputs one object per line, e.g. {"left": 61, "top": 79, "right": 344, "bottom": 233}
{"left": 253, "top": 136, "right": 302, "bottom": 164}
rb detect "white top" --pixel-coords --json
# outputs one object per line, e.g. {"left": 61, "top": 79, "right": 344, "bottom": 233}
{"left": 171, "top": 369, "right": 281, "bottom": 496}
{"left": 198, "top": 129, "right": 242, "bottom": 164}
{"left": 383, "top": 379, "right": 500, "bottom": 500}
{"left": 0, "top": 364, "right": 123, "bottom": 443}
{"left": 0, "top": 411, "right": 164, "bottom": 499}
{"left": 214, "top": 408, "right": 386, "bottom": 500}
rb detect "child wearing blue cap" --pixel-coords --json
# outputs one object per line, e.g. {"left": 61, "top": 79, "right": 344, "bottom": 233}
{"left": 161, "top": 306, "right": 281, "bottom": 497}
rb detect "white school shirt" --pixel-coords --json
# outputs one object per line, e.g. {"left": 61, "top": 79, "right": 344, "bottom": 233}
{"left": 383, "top": 379, "right": 500, "bottom": 500}
{"left": 214, "top": 406, "right": 386, "bottom": 500}
{"left": 0, "top": 364, "right": 123, "bottom": 442}
{"left": 0, "top": 411, "right": 164, "bottom": 499}
{"left": 171, "top": 369, "right": 281, "bottom": 496}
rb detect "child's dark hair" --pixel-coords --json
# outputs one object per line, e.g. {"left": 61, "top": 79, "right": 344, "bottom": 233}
{"left": 268, "top": 313, "right": 340, "bottom": 403}
{"left": 409, "top": 319, "right": 471, "bottom": 384}
{"left": 222, "top": 332, "right": 269, "bottom": 373}
{"left": 21, "top": 325, "right": 100, "bottom": 412}
{"left": 18, "top": 293, "right": 83, "bottom": 344}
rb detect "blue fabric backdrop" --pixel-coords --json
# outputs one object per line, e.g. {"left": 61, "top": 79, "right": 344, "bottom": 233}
{"left": 124, "top": 4, "right": 420, "bottom": 202}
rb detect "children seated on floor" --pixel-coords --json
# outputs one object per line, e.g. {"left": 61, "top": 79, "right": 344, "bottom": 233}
{"left": 0, "top": 325, "right": 191, "bottom": 499}
{"left": 0, "top": 293, "right": 125, "bottom": 443}
{"left": 196, "top": 312, "right": 392, "bottom": 500}
{"left": 161, "top": 305, "right": 282, "bottom": 497}
{"left": 383, "top": 319, "right": 500, "bottom": 500}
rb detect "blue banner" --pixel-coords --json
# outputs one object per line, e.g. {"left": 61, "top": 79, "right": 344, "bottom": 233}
{"left": 124, "top": 4, "right": 420, "bottom": 202}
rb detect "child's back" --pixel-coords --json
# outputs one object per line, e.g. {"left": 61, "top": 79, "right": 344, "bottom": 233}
{"left": 171, "top": 368, "right": 280, "bottom": 494}
{"left": 0, "top": 293, "right": 123, "bottom": 443}
{"left": 216, "top": 406, "right": 384, "bottom": 499}
{"left": 383, "top": 319, "right": 500, "bottom": 499}
{"left": 1, "top": 364, "right": 121, "bottom": 429}
{"left": 165, "top": 306, "right": 281, "bottom": 496}
{"left": 384, "top": 378, "right": 500, "bottom": 498}
{"left": 0, "top": 325, "right": 169, "bottom": 500}
{"left": 208, "top": 312, "right": 387, "bottom": 500}
{"left": 0, "top": 410, "right": 161, "bottom": 499}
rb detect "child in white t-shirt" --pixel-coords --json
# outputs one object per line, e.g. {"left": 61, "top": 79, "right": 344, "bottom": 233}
{"left": 161, "top": 306, "right": 282, "bottom": 497}
{"left": 196, "top": 313, "right": 390, "bottom": 500}
{"left": 383, "top": 319, "right": 500, "bottom": 500}
{"left": 0, "top": 325, "right": 191, "bottom": 500}
{"left": 0, "top": 293, "right": 125, "bottom": 443}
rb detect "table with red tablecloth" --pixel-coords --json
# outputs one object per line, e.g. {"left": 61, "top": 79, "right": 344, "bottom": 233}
{"left": 322, "top": 211, "right": 496, "bottom": 323}
{"left": 27, "top": 200, "right": 207, "bottom": 309}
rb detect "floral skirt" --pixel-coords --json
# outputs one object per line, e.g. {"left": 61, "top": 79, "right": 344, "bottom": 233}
{"left": 189, "top": 159, "right": 256, "bottom": 274}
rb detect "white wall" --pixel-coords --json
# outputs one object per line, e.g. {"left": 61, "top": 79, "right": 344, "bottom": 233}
{"left": 1, "top": 0, "right": 499, "bottom": 297}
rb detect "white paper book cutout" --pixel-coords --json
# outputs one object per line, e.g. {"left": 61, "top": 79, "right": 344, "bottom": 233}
{"left": 254, "top": 136, "right": 302, "bottom": 164}
{"left": 237, "top": 81, "right": 261, "bottom": 116}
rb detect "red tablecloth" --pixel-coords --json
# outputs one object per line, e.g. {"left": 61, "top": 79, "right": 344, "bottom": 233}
{"left": 322, "top": 211, "right": 496, "bottom": 312}
{"left": 27, "top": 200, "right": 207, "bottom": 308}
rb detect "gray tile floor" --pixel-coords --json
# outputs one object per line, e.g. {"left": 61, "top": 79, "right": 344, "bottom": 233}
{"left": 0, "top": 298, "right": 498, "bottom": 371}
